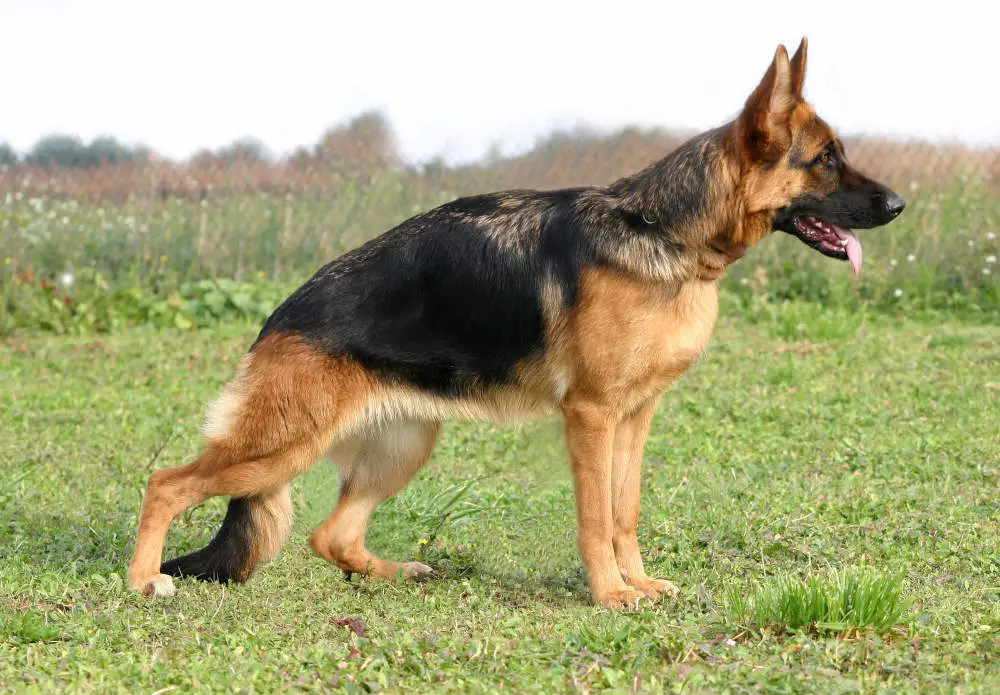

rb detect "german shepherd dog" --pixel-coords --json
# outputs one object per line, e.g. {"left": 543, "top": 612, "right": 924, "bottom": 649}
{"left": 127, "top": 38, "right": 905, "bottom": 609}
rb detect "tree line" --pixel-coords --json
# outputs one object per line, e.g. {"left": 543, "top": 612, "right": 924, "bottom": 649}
{"left": 0, "top": 111, "right": 397, "bottom": 169}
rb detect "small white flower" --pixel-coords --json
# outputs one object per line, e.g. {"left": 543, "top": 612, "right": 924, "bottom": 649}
{"left": 968, "top": 240, "right": 975, "bottom": 248}
{"left": 986, "top": 255, "right": 997, "bottom": 264}
{"left": 725, "top": 639, "right": 737, "bottom": 647}
{"left": 988, "top": 232, "right": 997, "bottom": 241}
{"left": 739, "top": 278, "right": 750, "bottom": 285}
{"left": 59, "top": 271, "right": 75, "bottom": 287}
{"left": 907, "top": 254, "right": 916, "bottom": 262}
{"left": 893, "top": 288, "right": 903, "bottom": 298}
{"left": 890, "top": 259, "right": 898, "bottom": 267}
{"left": 984, "top": 268, "right": 992, "bottom": 276}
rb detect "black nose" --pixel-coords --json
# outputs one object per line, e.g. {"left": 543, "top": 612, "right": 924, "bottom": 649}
{"left": 884, "top": 192, "right": 905, "bottom": 219}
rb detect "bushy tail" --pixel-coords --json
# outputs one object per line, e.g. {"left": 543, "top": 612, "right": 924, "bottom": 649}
{"left": 161, "top": 487, "right": 292, "bottom": 583}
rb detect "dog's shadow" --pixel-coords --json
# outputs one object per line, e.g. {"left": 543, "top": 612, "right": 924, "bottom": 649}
{"left": 336, "top": 557, "right": 594, "bottom": 610}
{"left": 4, "top": 501, "right": 593, "bottom": 610}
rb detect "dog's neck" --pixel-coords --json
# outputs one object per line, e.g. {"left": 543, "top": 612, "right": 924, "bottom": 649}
{"left": 607, "top": 124, "right": 750, "bottom": 284}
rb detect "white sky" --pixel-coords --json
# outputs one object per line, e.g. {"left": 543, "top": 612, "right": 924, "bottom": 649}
{"left": 2, "top": 0, "right": 998, "bottom": 164}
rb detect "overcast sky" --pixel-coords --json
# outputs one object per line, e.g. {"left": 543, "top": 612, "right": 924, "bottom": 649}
{"left": 2, "top": 0, "right": 997, "bottom": 164}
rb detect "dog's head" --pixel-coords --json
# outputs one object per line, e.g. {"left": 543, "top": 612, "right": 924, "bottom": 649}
{"left": 732, "top": 38, "right": 905, "bottom": 274}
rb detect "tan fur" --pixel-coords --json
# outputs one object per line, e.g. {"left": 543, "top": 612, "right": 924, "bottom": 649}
{"left": 561, "top": 269, "right": 719, "bottom": 408}
{"left": 246, "top": 486, "right": 294, "bottom": 570}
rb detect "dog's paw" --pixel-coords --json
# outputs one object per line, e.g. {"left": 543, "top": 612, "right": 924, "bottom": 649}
{"left": 630, "top": 576, "right": 680, "bottom": 601}
{"left": 594, "top": 586, "right": 649, "bottom": 611}
{"left": 129, "top": 573, "right": 176, "bottom": 598}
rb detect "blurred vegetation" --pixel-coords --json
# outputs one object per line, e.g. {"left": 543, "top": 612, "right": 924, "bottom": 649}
{"left": 1, "top": 111, "right": 997, "bottom": 334}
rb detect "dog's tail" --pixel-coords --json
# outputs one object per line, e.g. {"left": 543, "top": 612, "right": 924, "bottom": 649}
{"left": 160, "top": 487, "right": 292, "bottom": 583}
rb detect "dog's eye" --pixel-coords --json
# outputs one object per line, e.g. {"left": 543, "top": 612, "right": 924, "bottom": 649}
{"left": 816, "top": 150, "right": 835, "bottom": 168}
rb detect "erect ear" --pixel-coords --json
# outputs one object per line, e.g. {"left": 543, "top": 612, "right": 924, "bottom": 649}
{"left": 739, "top": 43, "right": 798, "bottom": 161}
{"left": 789, "top": 37, "right": 808, "bottom": 100}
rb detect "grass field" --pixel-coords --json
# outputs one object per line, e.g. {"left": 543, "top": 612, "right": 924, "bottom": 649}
{"left": 3, "top": 305, "right": 999, "bottom": 693}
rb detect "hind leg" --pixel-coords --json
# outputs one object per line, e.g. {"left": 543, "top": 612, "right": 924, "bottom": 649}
{"left": 127, "top": 458, "right": 212, "bottom": 596}
{"left": 127, "top": 333, "right": 378, "bottom": 596}
{"left": 310, "top": 420, "right": 441, "bottom": 580}
{"left": 127, "top": 442, "right": 316, "bottom": 597}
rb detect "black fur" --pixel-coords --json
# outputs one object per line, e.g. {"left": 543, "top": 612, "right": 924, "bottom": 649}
{"left": 160, "top": 497, "right": 256, "bottom": 582}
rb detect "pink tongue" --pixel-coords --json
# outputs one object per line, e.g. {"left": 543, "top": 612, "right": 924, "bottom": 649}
{"left": 838, "top": 228, "right": 863, "bottom": 276}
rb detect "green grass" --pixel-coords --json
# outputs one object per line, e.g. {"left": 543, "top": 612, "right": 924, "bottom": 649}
{"left": 724, "top": 567, "right": 909, "bottom": 636}
{"left": 3, "top": 305, "right": 1000, "bottom": 693}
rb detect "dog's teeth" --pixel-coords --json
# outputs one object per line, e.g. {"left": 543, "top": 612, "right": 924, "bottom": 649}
{"left": 840, "top": 238, "right": 849, "bottom": 246}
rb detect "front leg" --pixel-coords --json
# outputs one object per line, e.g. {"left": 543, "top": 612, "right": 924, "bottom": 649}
{"left": 563, "top": 399, "right": 646, "bottom": 610}
{"left": 611, "top": 395, "right": 679, "bottom": 601}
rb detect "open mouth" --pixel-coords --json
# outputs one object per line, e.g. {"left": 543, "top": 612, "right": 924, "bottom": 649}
{"left": 791, "top": 215, "right": 863, "bottom": 275}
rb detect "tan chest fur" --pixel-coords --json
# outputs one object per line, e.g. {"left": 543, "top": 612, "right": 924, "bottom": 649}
{"left": 558, "top": 268, "right": 719, "bottom": 413}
